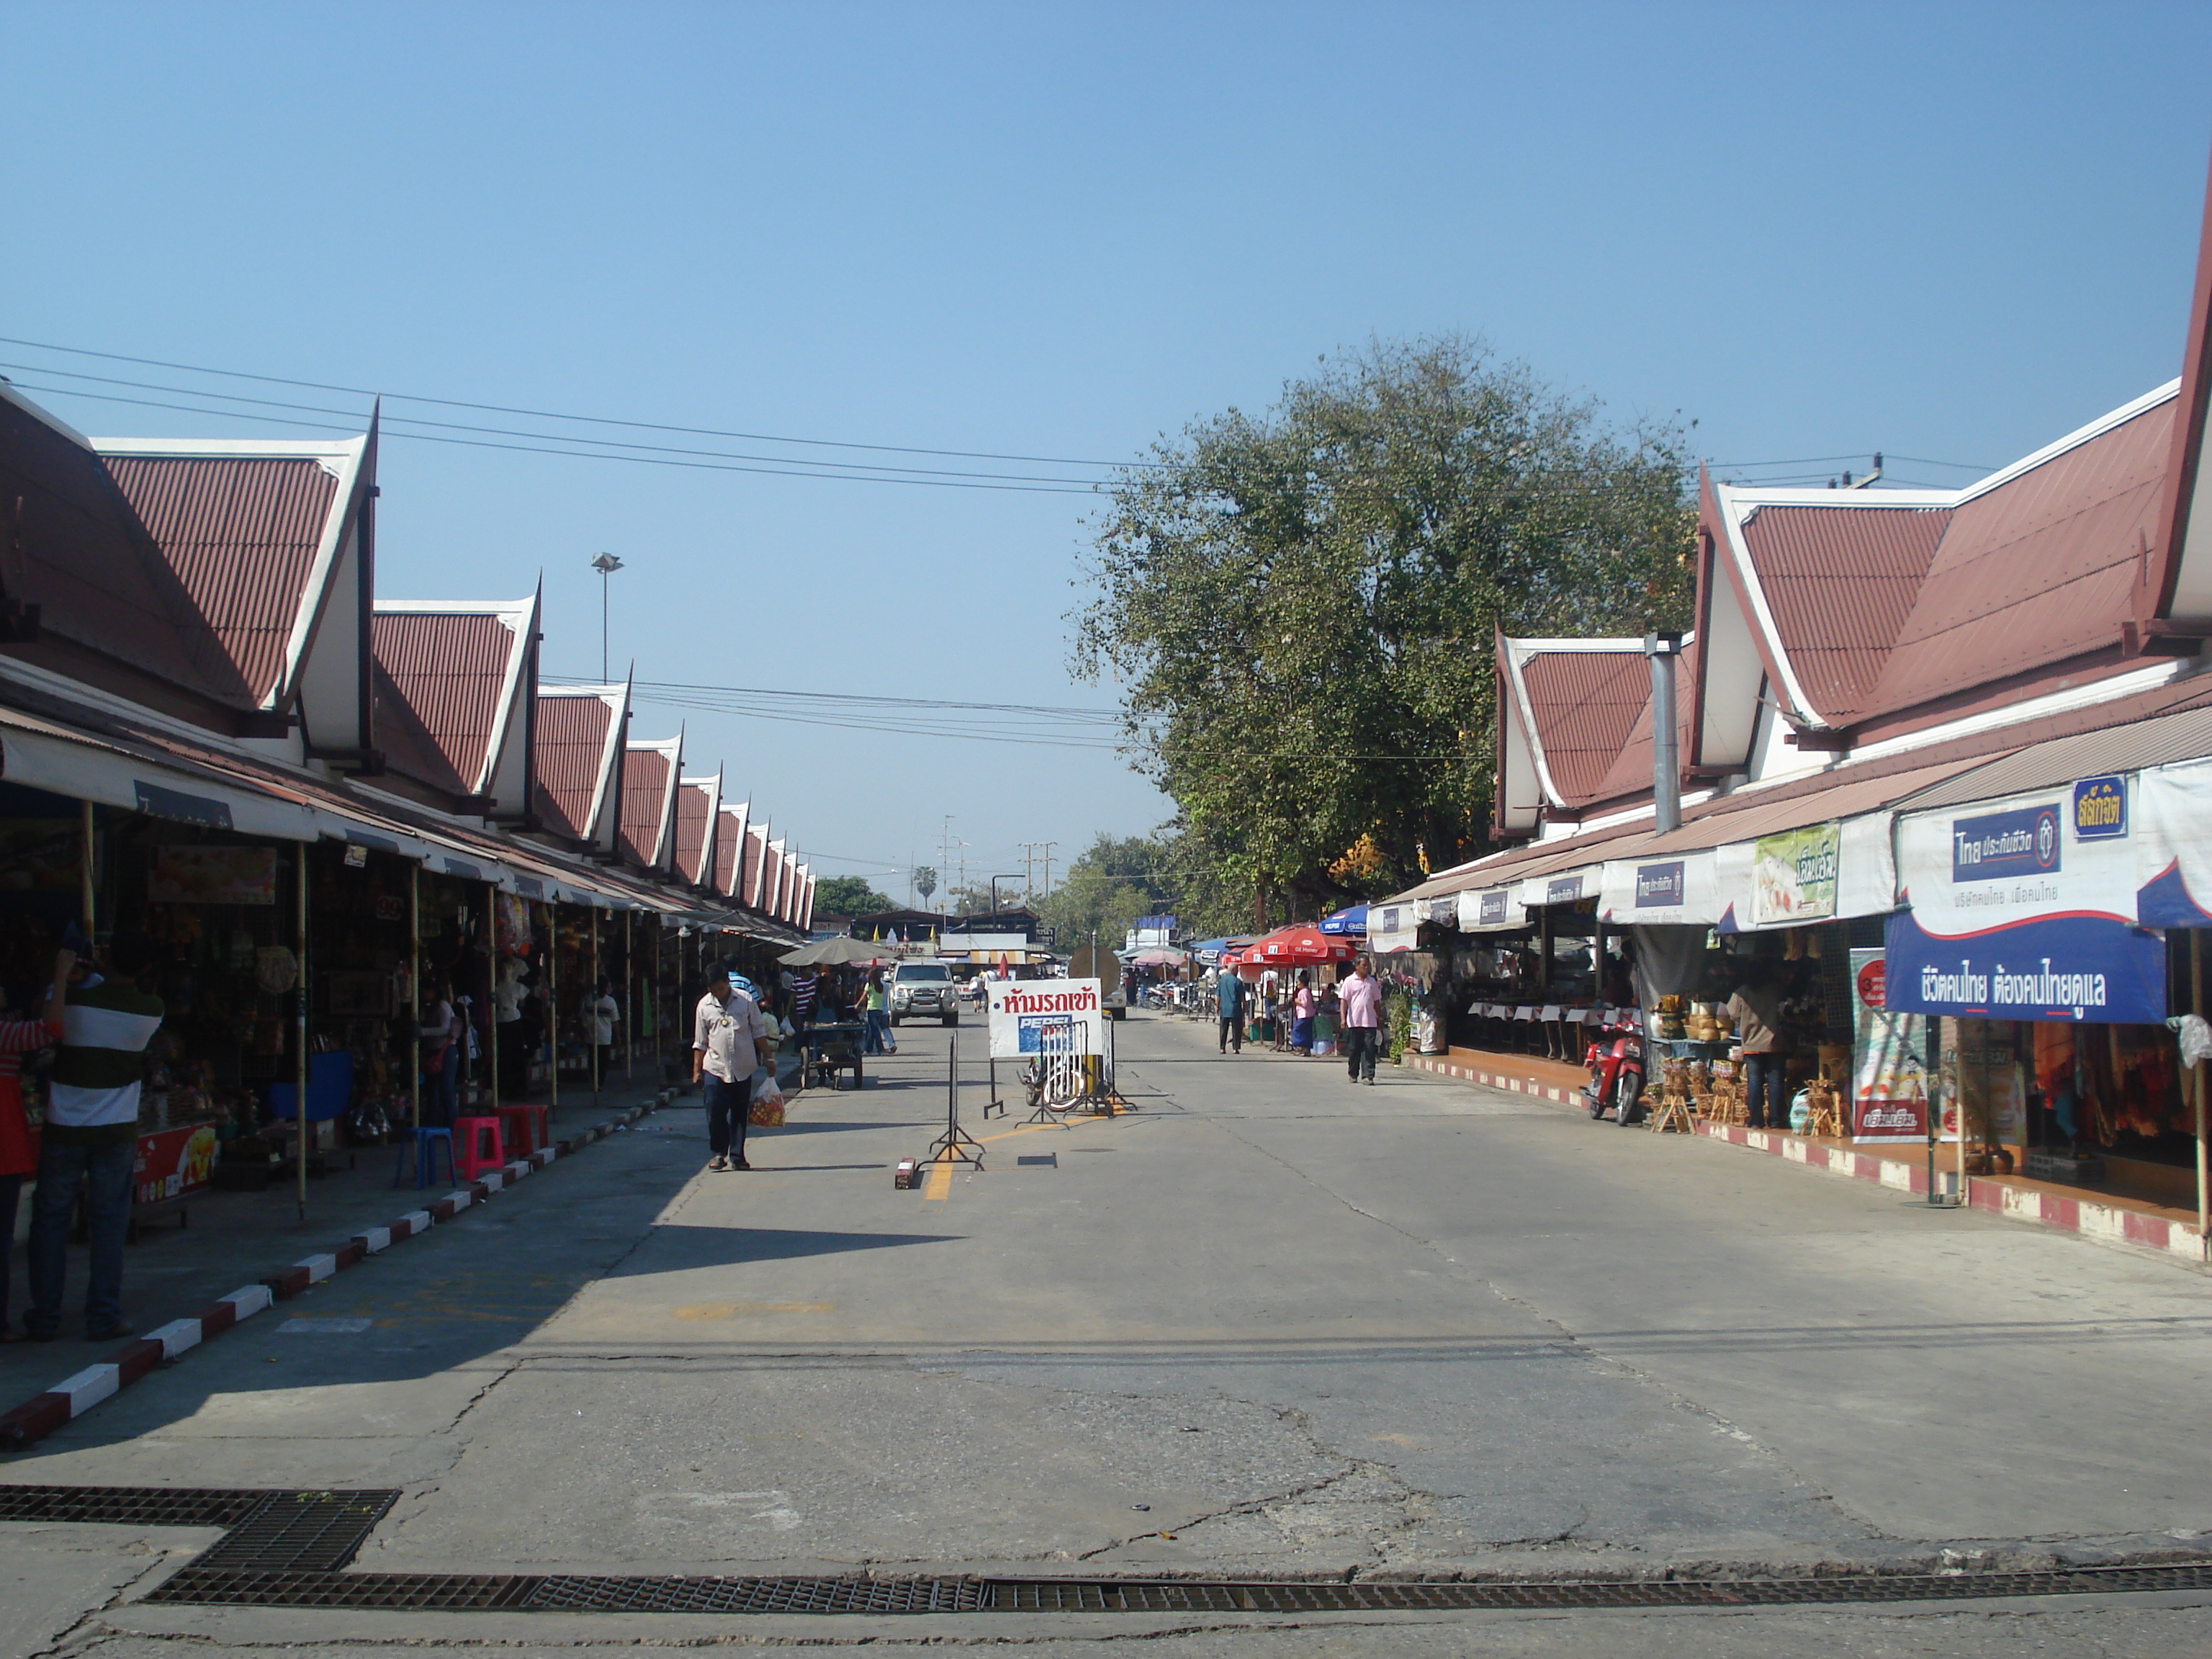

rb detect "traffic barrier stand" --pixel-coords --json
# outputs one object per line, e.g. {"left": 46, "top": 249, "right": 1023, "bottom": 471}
{"left": 922, "top": 1032, "right": 984, "bottom": 1170}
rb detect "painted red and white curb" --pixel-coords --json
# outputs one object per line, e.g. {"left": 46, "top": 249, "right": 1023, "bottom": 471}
{"left": 0, "top": 1089, "right": 678, "bottom": 1452}
{"left": 1400, "top": 1051, "right": 1586, "bottom": 1107}
{"left": 1400, "top": 1052, "right": 2209, "bottom": 1268}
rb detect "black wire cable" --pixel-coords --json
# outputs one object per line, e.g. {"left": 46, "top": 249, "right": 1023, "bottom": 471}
{"left": 0, "top": 332, "right": 1166, "bottom": 469}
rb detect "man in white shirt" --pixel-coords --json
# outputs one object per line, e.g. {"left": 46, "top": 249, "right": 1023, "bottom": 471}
{"left": 692, "top": 959, "right": 771, "bottom": 1172}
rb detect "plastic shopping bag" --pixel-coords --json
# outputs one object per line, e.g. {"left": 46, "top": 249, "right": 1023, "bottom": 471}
{"left": 748, "top": 1066, "right": 785, "bottom": 1127}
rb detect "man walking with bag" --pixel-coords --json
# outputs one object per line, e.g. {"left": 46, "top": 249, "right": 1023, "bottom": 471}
{"left": 693, "top": 958, "right": 770, "bottom": 1172}
{"left": 1338, "top": 954, "right": 1382, "bottom": 1086}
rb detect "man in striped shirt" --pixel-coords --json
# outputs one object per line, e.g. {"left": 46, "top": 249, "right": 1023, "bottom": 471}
{"left": 24, "top": 928, "right": 164, "bottom": 1343}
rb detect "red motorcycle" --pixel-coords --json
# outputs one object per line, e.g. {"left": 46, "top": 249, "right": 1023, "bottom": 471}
{"left": 1583, "top": 1009, "right": 1647, "bottom": 1125}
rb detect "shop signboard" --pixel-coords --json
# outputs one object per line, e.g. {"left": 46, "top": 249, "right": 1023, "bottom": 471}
{"left": 1749, "top": 822, "right": 1839, "bottom": 927}
{"left": 1370, "top": 902, "right": 1419, "bottom": 954}
{"left": 1456, "top": 886, "right": 1519, "bottom": 932}
{"left": 148, "top": 845, "right": 277, "bottom": 906}
{"left": 1847, "top": 948, "right": 1928, "bottom": 1143}
{"left": 1599, "top": 849, "right": 1719, "bottom": 926}
{"left": 986, "top": 977, "right": 1103, "bottom": 1059}
{"left": 1887, "top": 784, "right": 2163, "bottom": 1023}
{"left": 132, "top": 1120, "right": 217, "bottom": 1208}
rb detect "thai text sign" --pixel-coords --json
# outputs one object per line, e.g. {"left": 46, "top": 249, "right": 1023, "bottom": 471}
{"left": 1750, "top": 822, "right": 1839, "bottom": 926}
{"left": 1635, "top": 861, "right": 1684, "bottom": 908}
{"left": 1887, "top": 785, "right": 2162, "bottom": 1023}
{"left": 986, "top": 977, "right": 1103, "bottom": 1059}
{"left": 1848, "top": 949, "right": 1926, "bottom": 1143}
{"left": 2072, "top": 775, "right": 2126, "bottom": 840}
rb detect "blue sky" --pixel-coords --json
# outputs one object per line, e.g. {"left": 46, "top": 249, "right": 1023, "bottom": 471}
{"left": 5, "top": 2, "right": 2211, "bottom": 903}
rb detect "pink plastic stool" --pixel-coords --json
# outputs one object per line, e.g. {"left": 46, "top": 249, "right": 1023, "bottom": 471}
{"left": 452, "top": 1115, "right": 505, "bottom": 1181}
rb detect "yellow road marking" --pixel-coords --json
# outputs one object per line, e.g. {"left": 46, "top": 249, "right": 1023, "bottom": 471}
{"left": 920, "top": 1160, "right": 954, "bottom": 1205}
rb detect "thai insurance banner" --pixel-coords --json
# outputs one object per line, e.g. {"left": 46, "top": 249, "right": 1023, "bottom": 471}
{"left": 986, "top": 977, "right": 1104, "bottom": 1058}
{"left": 1848, "top": 948, "right": 1928, "bottom": 1143}
{"left": 1885, "top": 781, "right": 2164, "bottom": 1024}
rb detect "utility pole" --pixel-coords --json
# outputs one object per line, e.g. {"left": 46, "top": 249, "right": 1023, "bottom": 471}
{"left": 1017, "top": 841, "right": 1059, "bottom": 904}
{"left": 1040, "top": 841, "right": 1056, "bottom": 899}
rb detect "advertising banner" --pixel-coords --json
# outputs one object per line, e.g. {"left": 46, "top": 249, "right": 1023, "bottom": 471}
{"left": 1750, "top": 822, "right": 1840, "bottom": 927}
{"left": 1886, "top": 783, "right": 2164, "bottom": 1023}
{"left": 1455, "top": 886, "right": 1522, "bottom": 932}
{"left": 1370, "top": 902, "right": 1419, "bottom": 954}
{"left": 132, "top": 1121, "right": 218, "bottom": 1207}
{"left": 148, "top": 845, "right": 278, "bottom": 906}
{"left": 1599, "top": 849, "right": 1719, "bottom": 925}
{"left": 1848, "top": 948, "right": 1928, "bottom": 1143}
{"left": 2136, "top": 761, "right": 2212, "bottom": 925}
{"left": 986, "top": 977, "right": 1104, "bottom": 1059}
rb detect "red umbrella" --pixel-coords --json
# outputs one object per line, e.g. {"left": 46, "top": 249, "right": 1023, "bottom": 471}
{"left": 1248, "top": 925, "right": 1356, "bottom": 966}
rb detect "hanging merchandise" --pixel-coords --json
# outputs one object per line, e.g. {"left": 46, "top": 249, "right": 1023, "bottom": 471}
{"left": 256, "top": 945, "right": 299, "bottom": 995}
{"left": 497, "top": 891, "right": 533, "bottom": 956}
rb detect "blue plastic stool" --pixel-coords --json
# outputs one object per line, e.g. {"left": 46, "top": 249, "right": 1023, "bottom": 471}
{"left": 392, "top": 1126, "right": 454, "bottom": 1190}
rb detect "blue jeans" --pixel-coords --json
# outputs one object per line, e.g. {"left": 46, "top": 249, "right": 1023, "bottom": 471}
{"left": 424, "top": 1043, "right": 458, "bottom": 1127}
{"left": 1744, "top": 1053, "right": 1786, "bottom": 1129}
{"left": 703, "top": 1073, "right": 753, "bottom": 1161}
{"left": 27, "top": 1136, "right": 134, "bottom": 1336}
{"left": 864, "top": 1010, "right": 891, "bottom": 1053}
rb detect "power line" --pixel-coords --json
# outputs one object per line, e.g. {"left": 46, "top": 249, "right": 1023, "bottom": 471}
{"left": 0, "top": 362, "right": 1125, "bottom": 487}
{"left": 0, "top": 332, "right": 1165, "bottom": 470}
{"left": 1, "top": 379, "right": 1106, "bottom": 497}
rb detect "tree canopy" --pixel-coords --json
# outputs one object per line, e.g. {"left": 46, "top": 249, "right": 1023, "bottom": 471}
{"left": 811, "top": 874, "right": 899, "bottom": 919}
{"left": 1072, "top": 336, "right": 1695, "bottom": 917}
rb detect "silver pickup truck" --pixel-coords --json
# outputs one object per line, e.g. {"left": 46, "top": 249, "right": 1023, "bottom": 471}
{"left": 889, "top": 961, "right": 959, "bottom": 1026}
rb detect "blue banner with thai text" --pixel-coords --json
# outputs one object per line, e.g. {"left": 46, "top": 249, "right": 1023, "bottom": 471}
{"left": 1883, "top": 909, "right": 2166, "bottom": 1025}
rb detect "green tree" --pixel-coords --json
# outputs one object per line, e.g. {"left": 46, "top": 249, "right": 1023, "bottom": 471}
{"left": 1036, "top": 832, "right": 1174, "bottom": 948}
{"left": 1072, "top": 336, "right": 1694, "bottom": 912}
{"left": 812, "top": 874, "right": 898, "bottom": 920}
{"left": 912, "top": 866, "right": 938, "bottom": 905}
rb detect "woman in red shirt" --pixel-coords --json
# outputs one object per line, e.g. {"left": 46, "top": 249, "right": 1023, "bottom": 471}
{"left": 1, "top": 946, "right": 75, "bottom": 1343}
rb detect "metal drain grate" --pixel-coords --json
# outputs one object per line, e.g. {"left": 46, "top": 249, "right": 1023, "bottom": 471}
{"left": 15, "top": 1485, "right": 2212, "bottom": 1617}
{"left": 0, "top": 1485, "right": 268, "bottom": 1529}
{"left": 150, "top": 1570, "right": 531, "bottom": 1611}
{"left": 526, "top": 1574, "right": 984, "bottom": 1614}
{"left": 189, "top": 1491, "right": 399, "bottom": 1573}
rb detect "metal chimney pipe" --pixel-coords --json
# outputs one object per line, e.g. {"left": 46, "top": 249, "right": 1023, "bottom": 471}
{"left": 1645, "top": 631, "right": 1683, "bottom": 835}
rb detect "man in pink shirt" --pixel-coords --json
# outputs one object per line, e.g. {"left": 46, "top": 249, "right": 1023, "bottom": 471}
{"left": 1337, "top": 955, "right": 1382, "bottom": 1085}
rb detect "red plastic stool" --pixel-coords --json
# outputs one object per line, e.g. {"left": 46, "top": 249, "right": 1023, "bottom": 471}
{"left": 453, "top": 1115, "right": 505, "bottom": 1181}
{"left": 494, "top": 1103, "right": 550, "bottom": 1158}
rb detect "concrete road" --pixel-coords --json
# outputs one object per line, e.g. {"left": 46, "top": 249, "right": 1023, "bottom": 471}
{"left": 5, "top": 1009, "right": 2211, "bottom": 1653}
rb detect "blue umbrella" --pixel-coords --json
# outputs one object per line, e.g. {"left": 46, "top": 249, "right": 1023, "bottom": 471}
{"left": 1319, "top": 904, "right": 1369, "bottom": 936}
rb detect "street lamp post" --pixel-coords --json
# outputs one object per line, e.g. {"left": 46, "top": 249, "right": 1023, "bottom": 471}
{"left": 590, "top": 553, "right": 624, "bottom": 681}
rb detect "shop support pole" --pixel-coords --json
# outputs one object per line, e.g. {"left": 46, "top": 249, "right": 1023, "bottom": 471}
{"left": 547, "top": 902, "right": 559, "bottom": 1118}
{"left": 2195, "top": 931, "right": 2208, "bottom": 1260}
{"left": 410, "top": 863, "right": 422, "bottom": 1133}
{"left": 295, "top": 845, "right": 309, "bottom": 1224}
{"left": 624, "top": 909, "right": 634, "bottom": 1083}
{"left": 486, "top": 883, "right": 500, "bottom": 1118}
{"left": 592, "top": 905, "right": 602, "bottom": 1107}
{"left": 78, "top": 800, "right": 94, "bottom": 935}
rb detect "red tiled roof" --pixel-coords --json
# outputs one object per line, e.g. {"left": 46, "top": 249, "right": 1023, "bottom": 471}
{"left": 1516, "top": 649, "right": 1649, "bottom": 806}
{"left": 533, "top": 693, "right": 613, "bottom": 840}
{"left": 1583, "top": 634, "right": 1701, "bottom": 809}
{"left": 1740, "top": 503, "right": 1951, "bottom": 722}
{"left": 740, "top": 830, "right": 763, "bottom": 907}
{"left": 672, "top": 782, "right": 711, "bottom": 884}
{"left": 1866, "top": 400, "right": 2172, "bottom": 721}
{"left": 712, "top": 809, "right": 745, "bottom": 895}
{"left": 0, "top": 400, "right": 251, "bottom": 707}
{"left": 619, "top": 747, "right": 671, "bottom": 867}
{"left": 104, "top": 455, "right": 338, "bottom": 705}
{"left": 371, "top": 613, "right": 514, "bottom": 796}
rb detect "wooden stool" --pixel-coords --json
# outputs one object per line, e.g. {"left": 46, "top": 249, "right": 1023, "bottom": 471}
{"left": 1649, "top": 1092, "right": 1697, "bottom": 1133}
{"left": 1802, "top": 1080, "right": 1845, "bottom": 1139}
